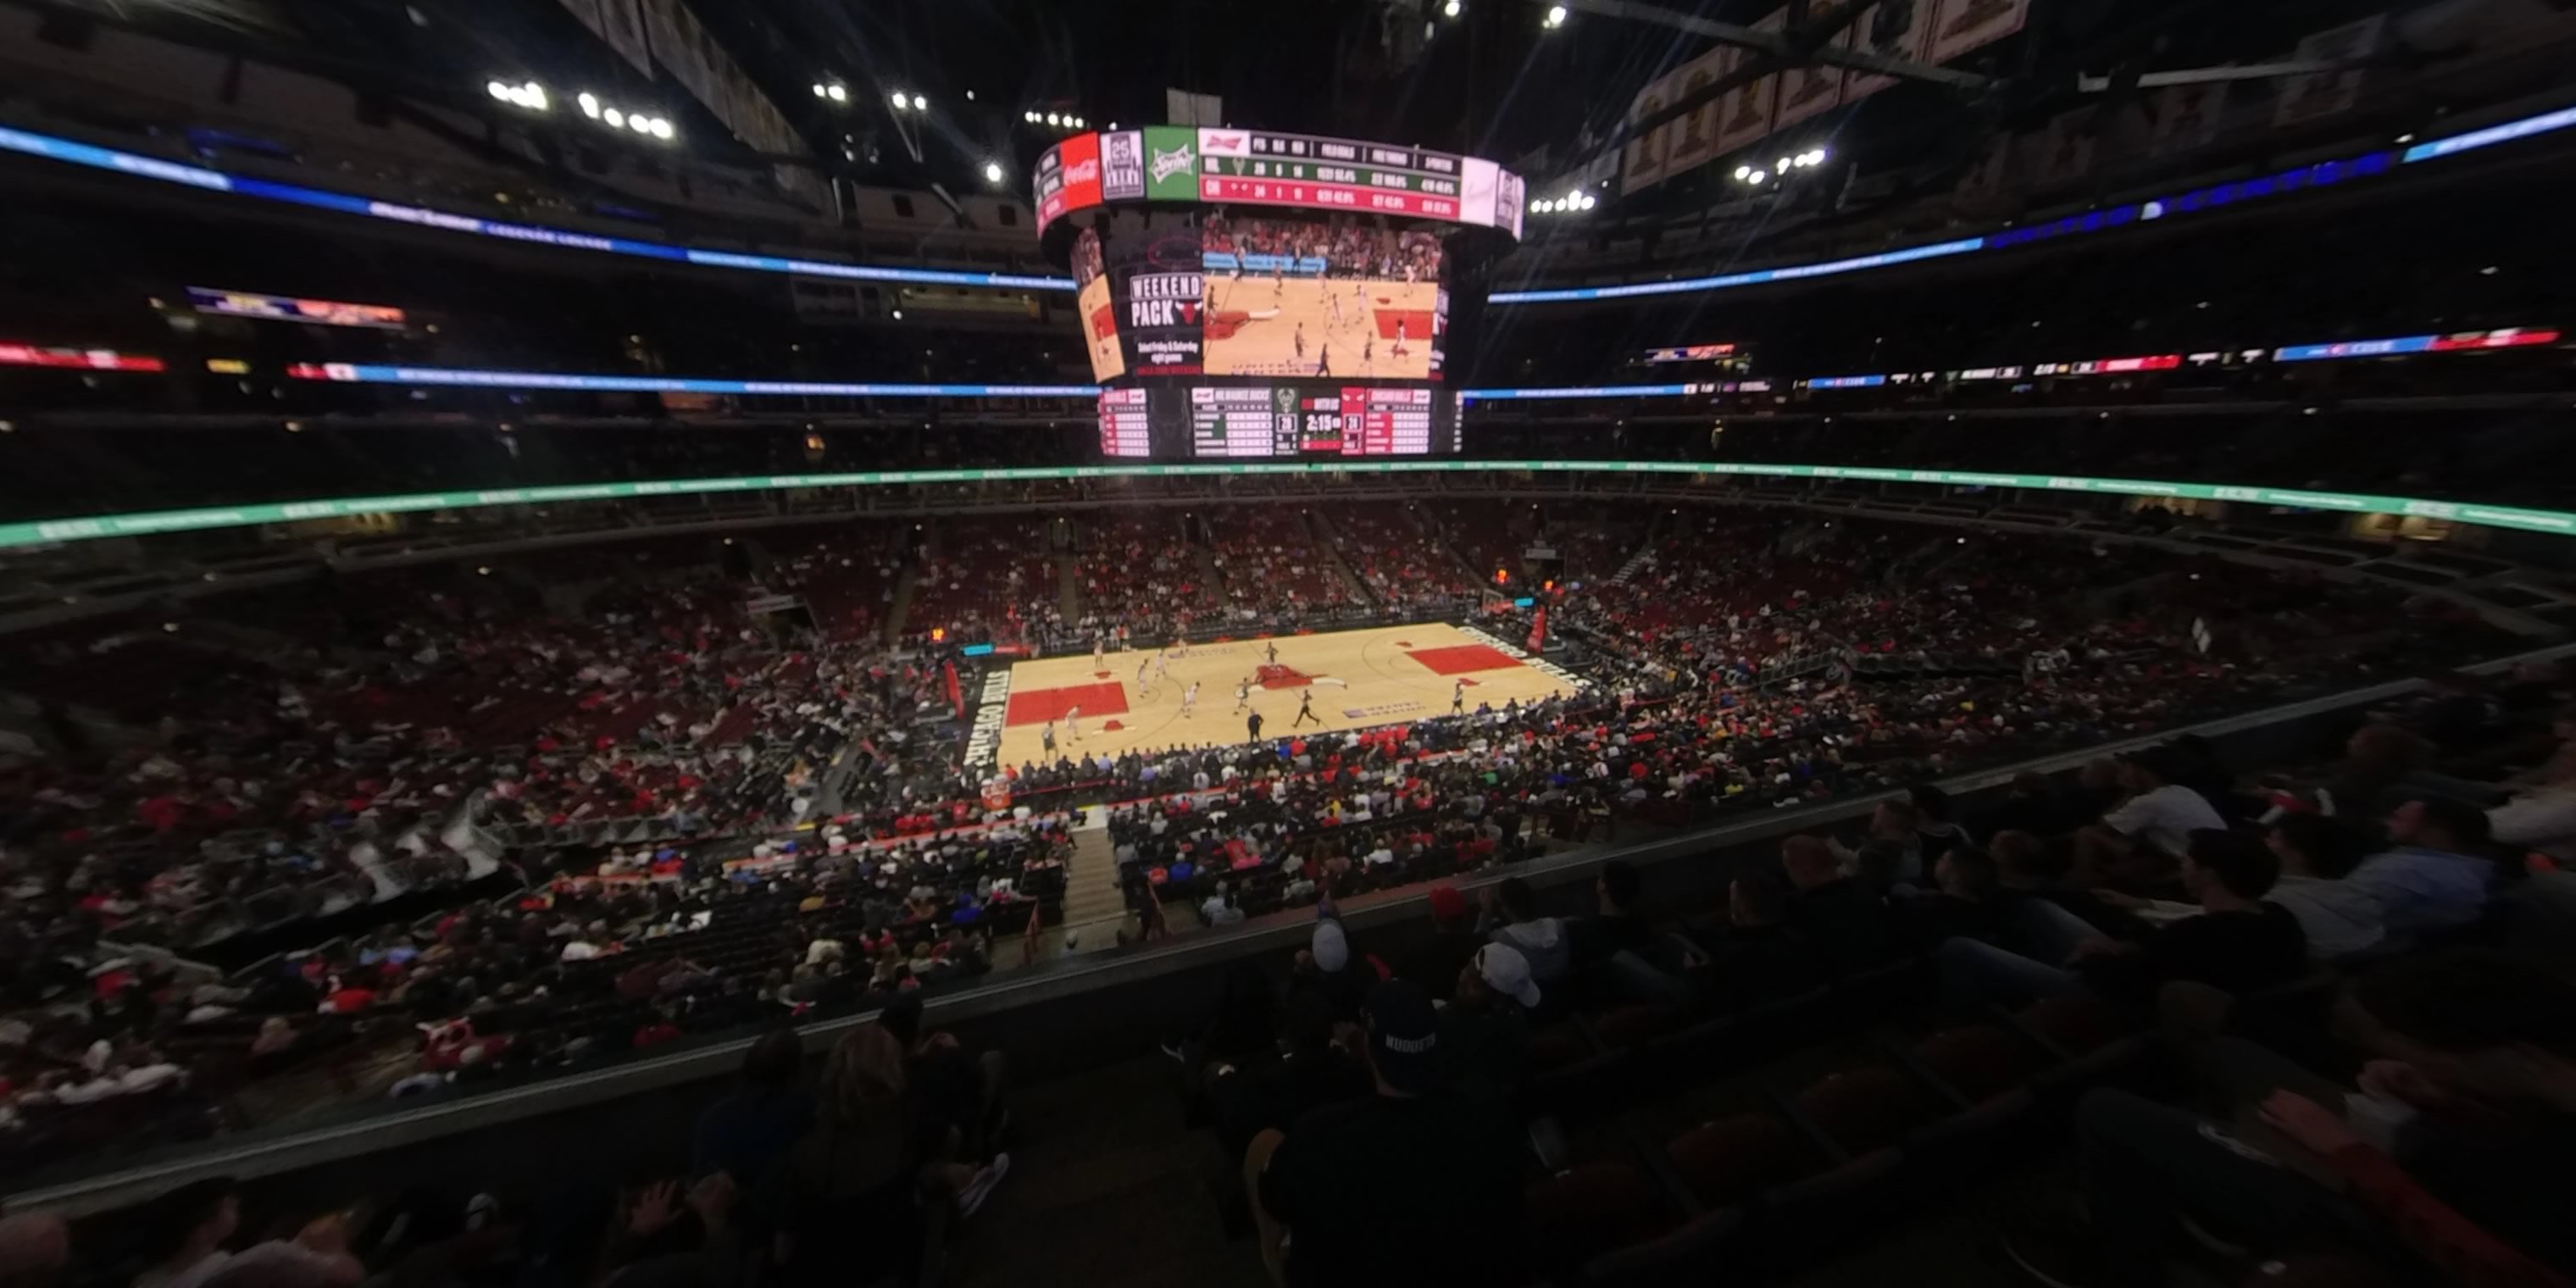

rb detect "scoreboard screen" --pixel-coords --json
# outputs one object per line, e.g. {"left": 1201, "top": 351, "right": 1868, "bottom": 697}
{"left": 1037, "top": 126, "right": 1524, "bottom": 240}
{"left": 1096, "top": 382, "right": 1459, "bottom": 459}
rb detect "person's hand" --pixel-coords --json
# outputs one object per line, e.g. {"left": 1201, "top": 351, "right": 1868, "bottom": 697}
{"left": 2356, "top": 1059, "right": 2449, "bottom": 1110}
{"left": 2259, "top": 1091, "right": 2364, "bottom": 1158}
{"left": 627, "top": 1180, "right": 680, "bottom": 1235}
{"left": 686, "top": 1172, "right": 737, "bottom": 1230}
{"left": 295, "top": 1212, "right": 353, "bottom": 1254}
{"left": 2065, "top": 936, "right": 2135, "bottom": 963}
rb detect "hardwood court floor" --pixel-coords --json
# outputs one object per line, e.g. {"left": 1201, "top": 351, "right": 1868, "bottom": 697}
{"left": 993, "top": 622, "right": 1574, "bottom": 768}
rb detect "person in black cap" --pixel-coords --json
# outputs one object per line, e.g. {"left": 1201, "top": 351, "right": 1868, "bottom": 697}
{"left": 1249, "top": 980, "right": 1524, "bottom": 1287}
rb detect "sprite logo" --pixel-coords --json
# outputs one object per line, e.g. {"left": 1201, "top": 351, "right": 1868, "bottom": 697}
{"left": 1150, "top": 144, "right": 1196, "bottom": 183}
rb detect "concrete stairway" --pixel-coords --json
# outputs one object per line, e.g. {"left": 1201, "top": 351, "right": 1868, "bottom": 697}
{"left": 1053, "top": 824, "right": 1132, "bottom": 950}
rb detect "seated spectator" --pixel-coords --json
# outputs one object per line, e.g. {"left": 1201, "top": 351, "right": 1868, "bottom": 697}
{"left": 1290, "top": 913, "right": 1376, "bottom": 1021}
{"left": 773, "top": 1026, "right": 1005, "bottom": 1288}
{"left": 1206, "top": 991, "right": 1371, "bottom": 1163}
{"left": 1250, "top": 980, "right": 1525, "bottom": 1287}
{"left": 134, "top": 1177, "right": 365, "bottom": 1288}
{"left": 2007, "top": 951, "right": 2576, "bottom": 1286}
{"left": 1940, "top": 829, "right": 2307, "bottom": 1012}
{"left": 2488, "top": 732, "right": 2576, "bottom": 863}
{"left": 1830, "top": 799, "right": 1927, "bottom": 887}
{"left": 2346, "top": 798, "right": 2498, "bottom": 938}
{"left": 2261, "top": 813, "right": 2384, "bottom": 961}
{"left": 1691, "top": 869, "right": 1828, "bottom": 1010}
{"left": 1478, "top": 878, "right": 1571, "bottom": 985}
{"left": 1437, "top": 943, "right": 1536, "bottom": 1102}
{"left": 2077, "top": 748, "right": 2228, "bottom": 890}
{"left": 1990, "top": 829, "right": 2143, "bottom": 941}
{"left": 1565, "top": 860, "right": 1650, "bottom": 968}
{"left": 691, "top": 1028, "right": 812, "bottom": 1191}
{"left": 1896, "top": 846, "right": 2007, "bottom": 948}
{"left": 1392, "top": 884, "right": 1484, "bottom": 993}
{"left": 1784, "top": 835, "right": 1895, "bottom": 974}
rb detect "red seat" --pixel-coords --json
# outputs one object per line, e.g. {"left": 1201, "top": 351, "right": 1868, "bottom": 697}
{"left": 1792, "top": 1067, "right": 1937, "bottom": 1157}
{"left": 1525, "top": 1161, "right": 1674, "bottom": 1269}
{"left": 1664, "top": 1112, "right": 1805, "bottom": 1208}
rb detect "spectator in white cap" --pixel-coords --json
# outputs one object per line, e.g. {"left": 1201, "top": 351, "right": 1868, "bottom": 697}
{"left": 1291, "top": 907, "right": 1374, "bottom": 1021}
{"left": 1437, "top": 943, "right": 1537, "bottom": 1102}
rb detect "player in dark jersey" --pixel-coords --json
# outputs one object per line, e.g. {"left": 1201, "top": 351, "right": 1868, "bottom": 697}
{"left": 1292, "top": 688, "right": 1320, "bottom": 728}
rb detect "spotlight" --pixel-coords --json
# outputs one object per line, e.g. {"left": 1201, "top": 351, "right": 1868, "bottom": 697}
{"left": 813, "top": 83, "right": 827, "bottom": 97}
{"left": 891, "top": 90, "right": 911, "bottom": 109}
{"left": 649, "top": 118, "right": 675, "bottom": 141}
{"left": 603, "top": 108, "right": 625, "bottom": 127}
{"left": 1543, "top": 4, "right": 1567, "bottom": 27}
{"left": 1070, "top": 115, "right": 1084, "bottom": 128}
{"left": 1746, "top": 169, "right": 1768, "bottom": 185}
{"left": 487, "top": 80, "right": 510, "bottom": 102}
{"left": 910, "top": 93, "right": 927, "bottom": 111}
{"left": 577, "top": 92, "right": 599, "bottom": 118}
{"left": 1046, "top": 112, "right": 1060, "bottom": 126}
{"left": 828, "top": 84, "right": 848, "bottom": 103}
{"left": 982, "top": 159, "right": 1005, "bottom": 184}
{"left": 1444, "top": 0, "right": 1461, "bottom": 14}
{"left": 1734, "top": 165, "right": 1752, "bottom": 180}
{"left": 1024, "top": 111, "right": 1038, "bottom": 123}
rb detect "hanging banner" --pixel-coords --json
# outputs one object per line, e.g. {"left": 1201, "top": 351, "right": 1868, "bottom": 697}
{"left": 2033, "top": 109, "right": 2096, "bottom": 186}
{"left": 1621, "top": 65, "right": 1680, "bottom": 192}
{"left": 1712, "top": 13, "right": 1784, "bottom": 158}
{"left": 944, "top": 661, "right": 966, "bottom": 720}
{"left": 2273, "top": 14, "right": 2384, "bottom": 129}
{"left": 1843, "top": 0, "right": 1935, "bottom": 101}
{"left": 1924, "top": 0, "right": 2033, "bottom": 64}
{"left": 1656, "top": 44, "right": 1734, "bottom": 186}
{"left": 2149, "top": 79, "right": 2228, "bottom": 156}
{"left": 1774, "top": 20, "right": 1852, "bottom": 130}
{"left": 1527, "top": 604, "right": 1549, "bottom": 654}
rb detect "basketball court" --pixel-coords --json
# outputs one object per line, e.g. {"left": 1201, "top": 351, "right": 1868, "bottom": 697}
{"left": 1202, "top": 274, "right": 1441, "bottom": 380}
{"left": 988, "top": 621, "right": 1576, "bottom": 768}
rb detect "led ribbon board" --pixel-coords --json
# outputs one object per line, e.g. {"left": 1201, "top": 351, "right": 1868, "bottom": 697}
{"left": 7, "top": 463, "right": 2567, "bottom": 551}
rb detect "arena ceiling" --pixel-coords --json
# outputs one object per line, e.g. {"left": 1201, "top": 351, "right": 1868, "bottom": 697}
{"left": 16, "top": 0, "right": 2514, "bottom": 203}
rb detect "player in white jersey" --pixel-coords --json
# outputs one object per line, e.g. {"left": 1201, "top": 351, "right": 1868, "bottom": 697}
{"left": 1091, "top": 637, "right": 1104, "bottom": 671}
{"left": 1392, "top": 317, "right": 1410, "bottom": 357}
{"left": 1452, "top": 679, "right": 1467, "bottom": 715}
{"left": 1136, "top": 658, "right": 1151, "bottom": 691}
{"left": 1065, "top": 706, "right": 1083, "bottom": 741}
{"left": 1328, "top": 288, "right": 1344, "bottom": 328}
{"left": 1181, "top": 681, "right": 1199, "bottom": 717}
{"left": 1154, "top": 652, "right": 1171, "bottom": 682}
{"left": 1232, "top": 677, "right": 1252, "bottom": 713}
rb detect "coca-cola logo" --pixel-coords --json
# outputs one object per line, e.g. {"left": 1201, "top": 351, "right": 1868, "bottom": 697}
{"left": 1063, "top": 158, "right": 1100, "bottom": 186}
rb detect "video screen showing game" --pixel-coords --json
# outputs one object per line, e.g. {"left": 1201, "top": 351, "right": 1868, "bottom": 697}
{"left": 1198, "top": 214, "right": 1446, "bottom": 380}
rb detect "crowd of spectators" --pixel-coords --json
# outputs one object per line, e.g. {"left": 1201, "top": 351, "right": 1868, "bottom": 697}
{"left": 1203, "top": 508, "right": 1362, "bottom": 623}
{"left": 897, "top": 517, "right": 1063, "bottom": 649}
{"left": 1313, "top": 503, "right": 1480, "bottom": 610}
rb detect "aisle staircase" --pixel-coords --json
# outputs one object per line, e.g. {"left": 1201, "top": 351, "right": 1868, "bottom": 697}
{"left": 1053, "top": 823, "right": 1133, "bottom": 951}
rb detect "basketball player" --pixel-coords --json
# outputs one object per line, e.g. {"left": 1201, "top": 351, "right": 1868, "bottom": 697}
{"left": 1328, "top": 288, "right": 1344, "bottom": 329}
{"left": 1452, "top": 679, "right": 1467, "bottom": 716}
{"left": 1393, "top": 317, "right": 1410, "bottom": 357}
{"left": 1264, "top": 640, "right": 1280, "bottom": 667}
{"left": 1291, "top": 688, "right": 1320, "bottom": 729}
{"left": 1363, "top": 332, "right": 1373, "bottom": 366}
{"left": 1273, "top": 264, "right": 1286, "bottom": 297}
{"left": 1232, "top": 676, "right": 1252, "bottom": 714}
{"left": 1294, "top": 323, "right": 1305, "bottom": 363}
{"left": 1246, "top": 708, "right": 1264, "bottom": 744}
{"left": 1315, "top": 342, "right": 1331, "bottom": 378}
{"left": 1154, "top": 651, "right": 1172, "bottom": 683}
{"left": 1066, "top": 706, "right": 1083, "bottom": 741}
{"left": 1181, "top": 680, "right": 1199, "bottom": 718}
{"left": 1091, "top": 636, "right": 1104, "bottom": 671}
{"left": 1136, "top": 658, "right": 1151, "bottom": 691}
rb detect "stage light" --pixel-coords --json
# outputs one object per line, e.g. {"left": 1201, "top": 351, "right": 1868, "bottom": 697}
{"left": 982, "top": 160, "right": 1005, "bottom": 184}
{"left": 603, "top": 108, "right": 625, "bottom": 127}
{"left": 577, "top": 92, "right": 599, "bottom": 118}
{"left": 1543, "top": 4, "right": 1567, "bottom": 27}
{"left": 891, "top": 90, "right": 912, "bottom": 109}
{"left": 1445, "top": 0, "right": 1462, "bottom": 14}
{"left": 1045, "top": 112, "right": 1060, "bottom": 126}
{"left": 1746, "top": 169, "right": 1768, "bottom": 185}
{"left": 1070, "top": 115, "right": 1084, "bottom": 127}
{"left": 1734, "top": 165, "right": 1752, "bottom": 180}
{"left": 911, "top": 93, "right": 928, "bottom": 111}
{"left": 2480, "top": 264, "right": 2500, "bottom": 275}
{"left": 487, "top": 80, "right": 510, "bottom": 102}
{"left": 965, "top": 90, "right": 975, "bottom": 101}
{"left": 930, "top": 627, "right": 947, "bottom": 642}
{"left": 649, "top": 118, "right": 674, "bottom": 141}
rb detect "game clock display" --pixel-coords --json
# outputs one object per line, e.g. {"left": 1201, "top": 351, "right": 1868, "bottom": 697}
{"left": 1096, "top": 383, "right": 1459, "bottom": 459}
